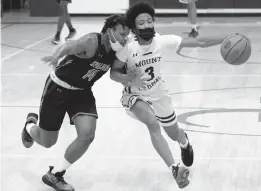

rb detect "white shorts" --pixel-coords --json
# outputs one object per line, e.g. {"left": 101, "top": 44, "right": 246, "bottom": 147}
{"left": 179, "top": 0, "right": 197, "bottom": 4}
{"left": 121, "top": 90, "right": 177, "bottom": 127}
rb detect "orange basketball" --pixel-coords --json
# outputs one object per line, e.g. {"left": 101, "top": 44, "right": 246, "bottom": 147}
{"left": 220, "top": 34, "right": 251, "bottom": 65}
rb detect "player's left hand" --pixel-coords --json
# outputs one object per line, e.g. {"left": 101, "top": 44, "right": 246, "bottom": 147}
{"left": 41, "top": 56, "right": 59, "bottom": 69}
{"left": 128, "top": 67, "right": 150, "bottom": 88}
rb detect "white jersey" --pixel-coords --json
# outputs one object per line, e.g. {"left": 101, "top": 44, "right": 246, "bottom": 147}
{"left": 116, "top": 33, "right": 182, "bottom": 98}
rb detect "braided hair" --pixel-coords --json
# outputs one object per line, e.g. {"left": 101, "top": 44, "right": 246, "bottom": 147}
{"left": 101, "top": 14, "right": 127, "bottom": 33}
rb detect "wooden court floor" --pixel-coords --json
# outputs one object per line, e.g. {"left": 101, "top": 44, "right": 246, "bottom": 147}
{"left": 1, "top": 17, "right": 261, "bottom": 191}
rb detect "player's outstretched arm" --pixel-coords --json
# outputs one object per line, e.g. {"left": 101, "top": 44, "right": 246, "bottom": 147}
{"left": 179, "top": 35, "right": 231, "bottom": 49}
{"left": 52, "top": 33, "right": 97, "bottom": 60}
{"left": 110, "top": 58, "right": 131, "bottom": 87}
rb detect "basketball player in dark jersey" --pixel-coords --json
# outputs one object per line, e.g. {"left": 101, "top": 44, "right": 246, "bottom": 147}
{"left": 21, "top": 14, "right": 129, "bottom": 191}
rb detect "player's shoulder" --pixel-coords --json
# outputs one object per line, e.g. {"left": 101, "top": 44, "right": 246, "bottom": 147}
{"left": 152, "top": 33, "right": 166, "bottom": 43}
{"left": 154, "top": 33, "right": 181, "bottom": 40}
{"left": 125, "top": 33, "right": 135, "bottom": 45}
{"left": 120, "top": 33, "right": 135, "bottom": 51}
{"left": 152, "top": 33, "right": 165, "bottom": 45}
{"left": 74, "top": 32, "right": 99, "bottom": 57}
{"left": 127, "top": 32, "right": 135, "bottom": 41}
{"left": 153, "top": 32, "right": 161, "bottom": 39}
{"left": 78, "top": 32, "right": 99, "bottom": 50}
{"left": 153, "top": 33, "right": 182, "bottom": 47}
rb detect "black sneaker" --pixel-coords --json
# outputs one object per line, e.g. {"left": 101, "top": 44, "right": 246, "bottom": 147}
{"left": 65, "top": 29, "right": 76, "bottom": 41}
{"left": 21, "top": 113, "right": 38, "bottom": 148}
{"left": 52, "top": 35, "right": 60, "bottom": 44}
{"left": 42, "top": 166, "right": 75, "bottom": 191}
{"left": 172, "top": 163, "right": 190, "bottom": 188}
{"left": 188, "top": 28, "right": 199, "bottom": 38}
{"left": 180, "top": 133, "right": 194, "bottom": 167}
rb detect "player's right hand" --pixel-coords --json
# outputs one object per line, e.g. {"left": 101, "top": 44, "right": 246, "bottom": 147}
{"left": 41, "top": 56, "right": 59, "bottom": 69}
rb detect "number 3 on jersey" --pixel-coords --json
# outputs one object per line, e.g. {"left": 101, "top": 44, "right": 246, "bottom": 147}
{"left": 145, "top": 66, "right": 155, "bottom": 81}
{"left": 82, "top": 69, "right": 99, "bottom": 81}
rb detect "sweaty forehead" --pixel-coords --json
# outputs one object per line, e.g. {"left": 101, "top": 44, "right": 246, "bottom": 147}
{"left": 135, "top": 13, "right": 152, "bottom": 22}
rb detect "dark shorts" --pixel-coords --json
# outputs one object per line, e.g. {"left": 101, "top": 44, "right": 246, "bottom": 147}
{"left": 39, "top": 75, "right": 97, "bottom": 131}
{"left": 56, "top": 0, "right": 71, "bottom": 3}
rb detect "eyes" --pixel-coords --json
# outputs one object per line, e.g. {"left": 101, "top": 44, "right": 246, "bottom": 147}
{"left": 120, "top": 32, "right": 127, "bottom": 36}
{"left": 119, "top": 29, "right": 130, "bottom": 38}
{"left": 137, "top": 18, "right": 153, "bottom": 26}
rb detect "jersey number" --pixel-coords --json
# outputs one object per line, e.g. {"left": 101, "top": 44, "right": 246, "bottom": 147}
{"left": 82, "top": 69, "right": 99, "bottom": 81}
{"left": 145, "top": 66, "right": 155, "bottom": 81}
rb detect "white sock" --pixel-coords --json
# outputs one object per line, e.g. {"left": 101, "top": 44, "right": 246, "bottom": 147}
{"left": 25, "top": 123, "right": 35, "bottom": 136}
{"left": 52, "top": 158, "right": 72, "bottom": 174}
{"left": 191, "top": 24, "right": 198, "bottom": 30}
{"left": 169, "top": 163, "right": 179, "bottom": 171}
{"left": 180, "top": 138, "right": 189, "bottom": 149}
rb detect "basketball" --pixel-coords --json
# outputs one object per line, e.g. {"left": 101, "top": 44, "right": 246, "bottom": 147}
{"left": 220, "top": 34, "right": 251, "bottom": 65}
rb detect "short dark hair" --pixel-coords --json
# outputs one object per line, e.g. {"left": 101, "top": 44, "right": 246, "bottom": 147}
{"left": 101, "top": 14, "right": 127, "bottom": 33}
{"left": 126, "top": 1, "right": 155, "bottom": 29}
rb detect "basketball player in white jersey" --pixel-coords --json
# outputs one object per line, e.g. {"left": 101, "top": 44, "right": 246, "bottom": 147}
{"left": 110, "top": 2, "right": 232, "bottom": 189}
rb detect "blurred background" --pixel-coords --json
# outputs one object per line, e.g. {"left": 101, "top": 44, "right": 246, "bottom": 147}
{"left": 1, "top": 0, "right": 261, "bottom": 23}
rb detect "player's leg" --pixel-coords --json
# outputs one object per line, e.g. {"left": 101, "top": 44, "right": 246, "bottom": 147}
{"left": 52, "top": 0, "right": 76, "bottom": 44}
{"left": 42, "top": 90, "right": 97, "bottom": 191}
{"left": 62, "top": 0, "right": 76, "bottom": 41}
{"left": 65, "top": 115, "right": 96, "bottom": 163}
{"left": 180, "top": 0, "right": 199, "bottom": 37}
{"left": 122, "top": 94, "right": 175, "bottom": 167}
{"left": 42, "top": 115, "right": 95, "bottom": 191}
{"left": 52, "top": 0, "right": 66, "bottom": 44}
{"left": 21, "top": 76, "right": 66, "bottom": 148}
{"left": 65, "top": 90, "right": 97, "bottom": 165}
{"left": 153, "top": 95, "right": 194, "bottom": 167}
{"left": 130, "top": 99, "right": 175, "bottom": 166}
{"left": 164, "top": 123, "right": 194, "bottom": 167}
{"left": 123, "top": 95, "right": 190, "bottom": 188}
{"left": 22, "top": 76, "right": 74, "bottom": 190}
{"left": 187, "top": 0, "right": 198, "bottom": 37}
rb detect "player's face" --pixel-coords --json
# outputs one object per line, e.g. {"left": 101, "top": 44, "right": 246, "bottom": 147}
{"left": 135, "top": 13, "right": 154, "bottom": 29}
{"left": 113, "top": 24, "right": 130, "bottom": 45}
{"left": 134, "top": 13, "right": 155, "bottom": 41}
{"left": 108, "top": 24, "right": 129, "bottom": 51}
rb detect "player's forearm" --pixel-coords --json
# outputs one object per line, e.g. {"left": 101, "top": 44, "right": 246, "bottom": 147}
{"left": 51, "top": 44, "right": 72, "bottom": 59}
{"left": 198, "top": 35, "right": 228, "bottom": 48}
{"left": 110, "top": 70, "right": 130, "bottom": 86}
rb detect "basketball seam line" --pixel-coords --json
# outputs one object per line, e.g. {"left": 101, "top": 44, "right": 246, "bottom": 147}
{"left": 230, "top": 39, "right": 248, "bottom": 65}
{"left": 221, "top": 35, "right": 238, "bottom": 59}
{"left": 224, "top": 36, "right": 243, "bottom": 60}
{"left": 224, "top": 36, "right": 244, "bottom": 61}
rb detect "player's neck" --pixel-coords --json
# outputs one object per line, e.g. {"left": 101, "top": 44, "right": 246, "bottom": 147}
{"left": 101, "top": 33, "right": 111, "bottom": 53}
